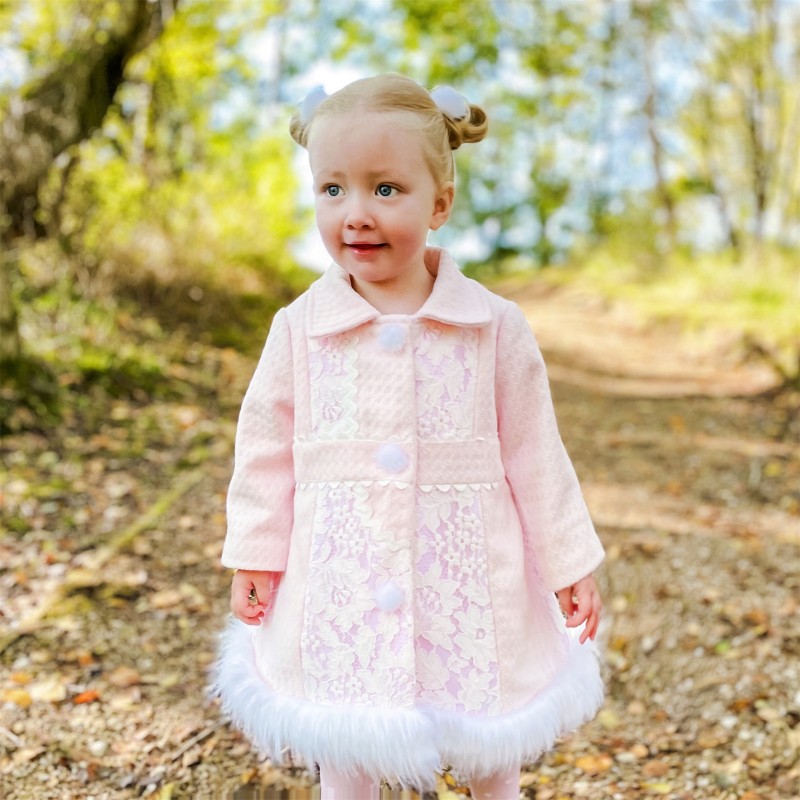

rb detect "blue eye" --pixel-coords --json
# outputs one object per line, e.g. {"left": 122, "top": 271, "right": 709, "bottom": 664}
{"left": 377, "top": 184, "right": 394, "bottom": 197}
{"left": 325, "top": 185, "right": 341, "bottom": 197}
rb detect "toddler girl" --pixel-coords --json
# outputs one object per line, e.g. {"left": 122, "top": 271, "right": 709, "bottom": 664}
{"left": 213, "top": 73, "right": 604, "bottom": 800}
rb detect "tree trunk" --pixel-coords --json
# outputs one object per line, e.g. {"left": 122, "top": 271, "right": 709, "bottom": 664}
{"left": 0, "top": 255, "right": 21, "bottom": 363}
{"left": 641, "top": 17, "right": 677, "bottom": 254}
{"left": 0, "top": 0, "right": 177, "bottom": 361}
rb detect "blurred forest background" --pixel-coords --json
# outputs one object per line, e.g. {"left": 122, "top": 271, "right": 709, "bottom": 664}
{"left": 1, "top": 0, "right": 798, "bottom": 422}
{"left": 2, "top": 2, "right": 799, "bottom": 798}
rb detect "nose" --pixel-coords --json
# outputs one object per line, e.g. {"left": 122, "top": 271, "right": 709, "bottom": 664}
{"left": 344, "top": 193, "right": 375, "bottom": 229}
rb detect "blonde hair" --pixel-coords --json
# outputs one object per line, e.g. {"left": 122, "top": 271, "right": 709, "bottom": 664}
{"left": 290, "top": 73, "right": 488, "bottom": 186}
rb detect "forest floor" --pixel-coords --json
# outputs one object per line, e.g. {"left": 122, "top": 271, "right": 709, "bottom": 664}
{"left": 1, "top": 277, "right": 798, "bottom": 800}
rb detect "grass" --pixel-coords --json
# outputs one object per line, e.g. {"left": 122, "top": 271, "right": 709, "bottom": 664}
{"left": 471, "top": 245, "right": 799, "bottom": 386}
{"left": 559, "top": 248, "right": 797, "bottom": 341}
{"left": 2, "top": 240, "right": 316, "bottom": 435}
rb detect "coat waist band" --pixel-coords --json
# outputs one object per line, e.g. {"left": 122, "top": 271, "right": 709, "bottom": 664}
{"left": 292, "top": 439, "right": 504, "bottom": 485}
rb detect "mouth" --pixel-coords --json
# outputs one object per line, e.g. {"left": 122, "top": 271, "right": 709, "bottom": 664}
{"left": 346, "top": 242, "right": 386, "bottom": 253}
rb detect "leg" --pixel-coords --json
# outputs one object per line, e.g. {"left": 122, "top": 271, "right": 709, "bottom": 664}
{"left": 319, "top": 764, "right": 381, "bottom": 800}
{"left": 468, "top": 764, "right": 520, "bottom": 800}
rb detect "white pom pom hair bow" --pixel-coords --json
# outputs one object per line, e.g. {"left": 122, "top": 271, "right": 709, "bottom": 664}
{"left": 430, "top": 85, "right": 470, "bottom": 120}
{"left": 299, "top": 85, "right": 329, "bottom": 125}
{"left": 298, "top": 83, "right": 470, "bottom": 125}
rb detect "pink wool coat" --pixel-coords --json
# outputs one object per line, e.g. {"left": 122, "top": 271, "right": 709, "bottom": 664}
{"left": 213, "top": 247, "right": 605, "bottom": 786}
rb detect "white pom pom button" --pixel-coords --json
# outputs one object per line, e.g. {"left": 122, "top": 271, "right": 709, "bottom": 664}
{"left": 374, "top": 444, "right": 409, "bottom": 474}
{"left": 378, "top": 323, "right": 406, "bottom": 352}
{"left": 374, "top": 581, "right": 404, "bottom": 612}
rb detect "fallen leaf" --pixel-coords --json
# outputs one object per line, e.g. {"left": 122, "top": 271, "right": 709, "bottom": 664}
{"left": 729, "top": 696, "right": 758, "bottom": 713}
{"left": 108, "top": 686, "right": 141, "bottom": 710}
{"left": 158, "top": 672, "right": 182, "bottom": 689}
{"left": 73, "top": 689, "right": 101, "bottom": 704}
{"left": 743, "top": 609, "right": 769, "bottom": 627}
{"left": 150, "top": 589, "right": 183, "bottom": 609}
{"left": 178, "top": 582, "right": 207, "bottom": 610}
{"left": 668, "top": 415, "right": 686, "bottom": 433}
{"left": 627, "top": 700, "right": 646, "bottom": 716}
{"left": 107, "top": 666, "right": 141, "bottom": 688}
{"left": 642, "top": 782, "right": 673, "bottom": 795}
{"left": 435, "top": 772, "right": 466, "bottom": 799}
{"left": 12, "top": 747, "right": 46, "bottom": 764}
{"left": 575, "top": 753, "right": 613, "bottom": 774}
{"left": 76, "top": 650, "right": 98, "bottom": 668}
{"left": 65, "top": 567, "right": 104, "bottom": 588}
{"left": 597, "top": 708, "right": 621, "bottom": 729}
{"left": 156, "top": 783, "right": 176, "bottom": 800}
{"left": 29, "top": 677, "right": 67, "bottom": 703}
{"left": 697, "top": 730, "right": 730, "bottom": 749}
{"left": 519, "top": 772, "right": 538, "bottom": 788}
{"left": 239, "top": 768, "right": 258, "bottom": 784}
{"left": 755, "top": 703, "right": 781, "bottom": 723}
{"left": 3, "top": 689, "right": 32, "bottom": 708}
{"left": 181, "top": 747, "right": 201, "bottom": 768}
{"left": 642, "top": 760, "right": 670, "bottom": 778}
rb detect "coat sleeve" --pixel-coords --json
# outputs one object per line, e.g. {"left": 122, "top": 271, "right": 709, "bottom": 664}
{"left": 221, "top": 308, "right": 295, "bottom": 571}
{"left": 495, "top": 302, "right": 604, "bottom": 593}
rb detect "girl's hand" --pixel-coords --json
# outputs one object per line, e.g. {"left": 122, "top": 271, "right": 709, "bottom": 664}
{"left": 230, "top": 569, "right": 282, "bottom": 626}
{"left": 556, "top": 574, "right": 601, "bottom": 644}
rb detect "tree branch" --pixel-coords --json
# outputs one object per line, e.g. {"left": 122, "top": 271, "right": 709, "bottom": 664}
{"left": 0, "top": 0, "right": 177, "bottom": 241}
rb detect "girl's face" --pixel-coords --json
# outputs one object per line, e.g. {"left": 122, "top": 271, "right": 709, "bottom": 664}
{"left": 309, "top": 111, "right": 453, "bottom": 298}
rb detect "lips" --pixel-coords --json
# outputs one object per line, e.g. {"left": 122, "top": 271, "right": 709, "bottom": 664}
{"left": 346, "top": 242, "right": 385, "bottom": 251}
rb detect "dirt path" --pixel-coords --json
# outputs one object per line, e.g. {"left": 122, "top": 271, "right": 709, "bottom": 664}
{"left": 1, "top": 281, "right": 798, "bottom": 800}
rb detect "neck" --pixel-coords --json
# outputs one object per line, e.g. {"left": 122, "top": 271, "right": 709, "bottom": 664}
{"left": 350, "top": 265, "right": 435, "bottom": 315}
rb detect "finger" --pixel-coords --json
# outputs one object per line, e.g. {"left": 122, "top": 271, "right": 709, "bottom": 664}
{"left": 254, "top": 574, "right": 281, "bottom": 612}
{"left": 580, "top": 597, "right": 602, "bottom": 643}
{"left": 236, "top": 604, "right": 266, "bottom": 624}
{"left": 590, "top": 597, "right": 602, "bottom": 639}
{"left": 231, "top": 597, "right": 266, "bottom": 619}
{"left": 248, "top": 576, "right": 273, "bottom": 606}
{"left": 565, "top": 589, "right": 591, "bottom": 628}
{"left": 556, "top": 588, "right": 576, "bottom": 618}
{"left": 579, "top": 607, "right": 596, "bottom": 643}
{"left": 566, "top": 605, "right": 590, "bottom": 628}
{"left": 567, "top": 587, "right": 597, "bottom": 637}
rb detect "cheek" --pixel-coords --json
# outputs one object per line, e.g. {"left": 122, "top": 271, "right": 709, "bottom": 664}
{"left": 314, "top": 205, "right": 337, "bottom": 237}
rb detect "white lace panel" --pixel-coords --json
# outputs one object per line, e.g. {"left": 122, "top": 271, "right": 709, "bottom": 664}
{"left": 414, "top": 324, "right": 477, "bottom": 441}
{"left": 414, "top": 486, "right": 501, "bottom": 714}
{"left": 300, "top": 483, "right": 415, "bottom": 706}
{"left": 308, "top": 334, "right": 359, "bottom": 438}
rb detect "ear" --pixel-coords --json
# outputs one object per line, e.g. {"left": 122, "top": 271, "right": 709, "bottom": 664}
{"left": 429, "top": 181, "right": 455, "bottom": 231}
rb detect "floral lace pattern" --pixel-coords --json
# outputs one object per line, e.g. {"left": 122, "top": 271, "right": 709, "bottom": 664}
{"left": 301, "top": 483, "right": 415, "bottom": 706}
{"left": 413, "top": 486, "right": 501, "bottom": 714}
{"left": 302, "top": 324, "right": 500, "bottom": 712}
{"left": 414, "top": 325, "right": 477, "bottom": 441}
{"left": 308, "top": 334, "right": 359, "bottom": 438}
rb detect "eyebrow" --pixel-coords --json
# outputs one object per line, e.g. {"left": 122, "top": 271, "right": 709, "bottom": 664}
{"left": 321, "top": 169, "right": 399, "bottom": 180}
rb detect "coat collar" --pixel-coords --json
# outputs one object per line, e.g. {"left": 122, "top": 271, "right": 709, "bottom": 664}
{"left": 306, "top": 247, "right": 492, "bottom": 337}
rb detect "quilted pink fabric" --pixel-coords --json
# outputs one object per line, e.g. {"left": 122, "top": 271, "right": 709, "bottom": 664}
{"left": 215, "top": 247, "right": 605, "bottom": 783}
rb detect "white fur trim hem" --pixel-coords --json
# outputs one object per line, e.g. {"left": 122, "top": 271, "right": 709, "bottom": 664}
{"left": 209, "top": 619, "right": 604, "bottom": 788}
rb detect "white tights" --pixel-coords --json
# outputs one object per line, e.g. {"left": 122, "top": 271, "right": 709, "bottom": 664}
{"left": 318, "top": 766, "right": 380, "bottom": 800}
{"left": 318, "top": 764, "right": 520, "bottom": 800}
{"left": 468, "top": 764, "right": 521, "bottom": 800}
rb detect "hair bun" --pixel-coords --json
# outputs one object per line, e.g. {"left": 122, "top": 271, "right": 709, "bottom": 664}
{"left": 444, "top": 104, "right": 489, "bottom": 150}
